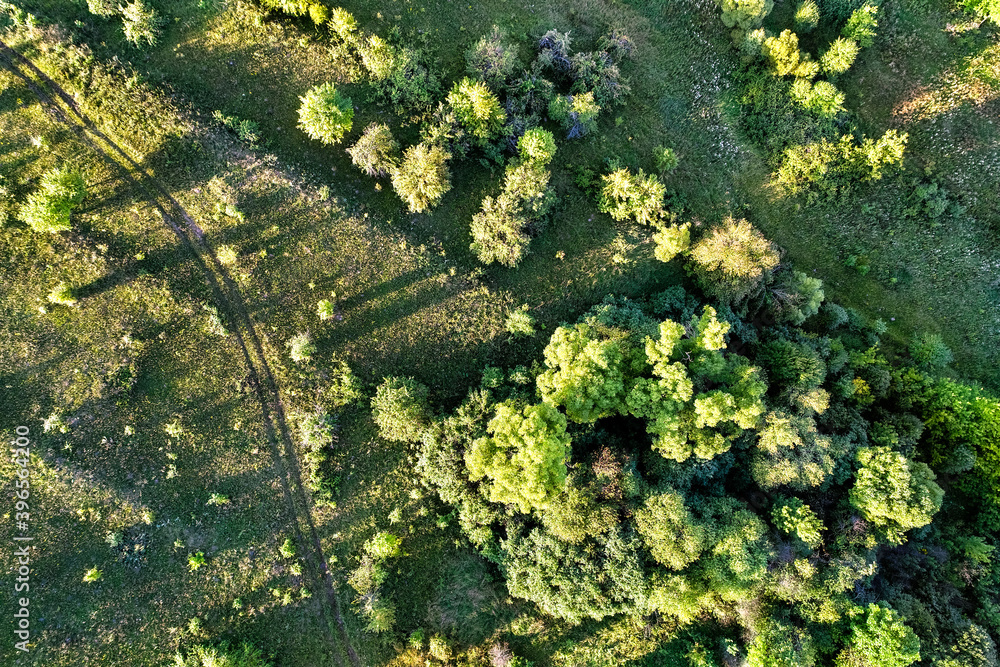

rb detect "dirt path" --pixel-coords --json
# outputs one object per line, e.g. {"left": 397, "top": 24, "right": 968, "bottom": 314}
{"left": 0, "top": 39, "right": 360, "bottom": 667}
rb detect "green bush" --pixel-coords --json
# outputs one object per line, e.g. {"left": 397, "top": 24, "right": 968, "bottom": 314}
{"left": 688, "top": 217, "right": 780, "bottom": 304}
{"left": 173, "top": 642, "right": 272, "bottom": 667}
{"left": 962, "top": 0, "right": 1000, "bottom": 23}
{"left": 820, "top": 37, "right": 860, "bottom": 77}
{"left": 364, "top": 532, "right": 403, "bottom": 561}
{"left": 518, "top": 127, "right": 557, "bottom": 165}
{"left": 47, "top": 282, "right": 77, "bottom": 307}
{"left": 119, "top": 0, "right": 162, "bottom": 48}
{"left": 653, "top": 223, "right": 691, "bottom": 262}
{"left": 836, "top": 604, "right": 921, "bottom": 667}
{"left": 908, "top": 332, "right": 953, "bottom": 370}
{"left": 87, "top": 0, "right": 116, "bottom": 16}
{"left": 548, "top": 92, "right": 600, "bottom": 139}
{"left": 297, "top": 83, "right": 354, "bottom": 145}
{"left": 598, "top": 168, "right": 666, "bottom": 226}
{"left": 447, "top": 77, "right": 506, "bottom": 144}
{"left": 794, "top": 0, "right": 821, "bottom": 32}
{"left": 789, "top": 79, "right": 846, "bottom": 116}
{"left": 843, "top": 4, "right": 879, "bottom": 47}
{"left": 391, "top": 142, "right": 452, "bottom": 213}
{"left": 371, "top": 376, "right": 432, "bottom": 442}
{"left": 286, "top": 332, "right": 316, "bottom": 364}
{"left": 717, "top": 0, "right": 775, "bottom": 34}
{"left": 505, "top": 305, "right": 536, "bottom": 336}
{"left": 347, "top": 123, "right": 399, "bottom": 177}
{"left": 655, "top": 145, "right": 680, "bottom": 175}
{"left": 467, "top": 25, "right": 520, "bottom": 89}
{"left": 18, "top": 166, "right": 87, "bottom": 233}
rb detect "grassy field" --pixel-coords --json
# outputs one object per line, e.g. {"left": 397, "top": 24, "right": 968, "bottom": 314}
{"left": 2, "top": 0, "right": 999, "bottom": 664}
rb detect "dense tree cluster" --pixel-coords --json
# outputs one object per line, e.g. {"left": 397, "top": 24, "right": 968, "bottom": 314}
{"left": 376, "top": 247, "right": 1000, "bottom": 664}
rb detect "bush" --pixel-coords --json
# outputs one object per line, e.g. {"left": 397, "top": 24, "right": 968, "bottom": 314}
{"left": 908, "top": 332, "right": 953, "bottom": 370}
{"left": 506, "top": 305, "right": 536, "bottom": 336}
{"left": 688, "top": 217, "right": 780, "bottom": 304}
{"left": 83, "top": 567, "right": 102, "bottom": 583}
{"left": 843, "top": 4, "right": 879, "bottom": 47}
{"left": 467, "top": 25, "right": 520, "bottom": 89}
{"left": 188, "top": 552, "right": 206, "bottom": 571}
{"left": 174, "top": 642, "right": 272, "bottom": 667}
{"left": 789, "top": 79, "right": 846, "bottom": 116}
{"left": 717, "top": 0, "right": 775, "bottom": 34}
{"left": 763, "top": 30, "right": 814, "bottom": 77}
{"left": 391, "top": 142, "right": 452, "bottom": 213}
{"left": 548, "top": 92, "right": 600, "bottom": 139}
{"left": 279, "top": 537, "right": 297, "bottom": 559}
{"left": 371, "top": 376, "right": 432, "bottom": 442}
{"left": 119, "top": 0, "right": 162, "bottom": 48}
{"left": 364, "top": 532, "right": 403, "bottom": 561}
{"left": 18, "top": 166, "right": 87, "bottom": 233}
{"left": 297, "top": 83, "right": 354, "bottom": 145}
{"left": 820, "top": 37, "right": 860, "bottom": 77}
{"left": 47, "top": 282, "right": 77, "bottom": 307}
{"left": 653, "top": 223, "right": 691, "bottom": 262}
{"left": 655, "top": 146, "right": 680, "bottom": 175}
{"left": 347, "top": 123, "right": 398, "bottom": 177}
{"left": 87, "top": 0, "right": 115, "bottom": 16}
{"left": 598, "top": 168, "right": 667, "bottom": 226}
{"left": 795, "top": 0, "right": 821, "bottom": 32}
{"left": 447, "top": 77, "right": 506, "bottom": 144}
{"left": 537, "top": 29, "right": 573, "bottom": 73}
{"left": 962, "top": 0, "right": 1000, "bottom": 23}
{"left": 287, "top": 332, "right": 316, "bottom": 364}
{"left": 518, "top": 127, "right": 557, "bottom": 165}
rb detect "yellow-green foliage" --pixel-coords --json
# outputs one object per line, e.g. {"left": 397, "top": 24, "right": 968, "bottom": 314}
{"left": 850, "top": 446, "right": 943, "bottom": 544}
{"left": 465, "top": 401, "right": 570, "bottom": 512}
{"left": 688, "top": 218, "right": 780, "bottom": 304}
{"left": 390, "top": 142, "right": 452, "bottom": 213}
{"left": 446, "top": 77, "right": 506, "bottom": 143}
{"left": 297, "top": 82, "right": 354, "bottom": 145}
{"left": 18, "top": 166, "right": 87, "bottom": 233}
{"left": 598, "top": 168, "right": 667, "bottom": 226}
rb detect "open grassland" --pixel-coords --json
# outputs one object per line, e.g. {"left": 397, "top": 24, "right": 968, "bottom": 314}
{"left": 2, "top": 0, "right": 1000, "bottom": 664}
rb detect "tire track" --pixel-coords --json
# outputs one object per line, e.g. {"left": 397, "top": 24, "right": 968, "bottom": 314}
{"left": 0, "top": 39, "right": 360, "bottom": 667}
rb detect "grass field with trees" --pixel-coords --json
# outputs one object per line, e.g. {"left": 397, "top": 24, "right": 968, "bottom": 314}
{"left": 1, "top": 0, "right": 999, "bottom": 664}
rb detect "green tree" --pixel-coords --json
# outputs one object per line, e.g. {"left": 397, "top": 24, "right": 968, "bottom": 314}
{"left": 87, "top": 0, "right": 115, "bottom": 16}
{"left": 843, "top": 4, "right": 879, "bottom": 47}
{"left": 548, "top": 92, "right": 600, "bottom": 139}
{"left": 849, "top": 446, "right": 943, "bottom": 544}
{"left": 821, "top": 37, "right": 860, "bottom": 77}
{"left": 347, "top": 123, "right": 399, "bottom": 177}
{"left": 470, "top": 156, "right": 553, "bottom": 267}
{"left": 174, "top": 642, "right": 272, "bottom": 667}
{"left": 697, "top": 497, "right": 772, "bottom": 601}
{"left": 18, "top": 166, "right": 87, "bottom": 233}
{"left": 747, "top": 616, "right": 818, "bottom": 667}
{"left": 908, "top": 332, "right": 953, "bottom": 370}
{"left": 518, "top": 128, "right": 557, "bottom": 165}
{"left": 836, "top": 604, "right": 921, "bottom": 667}
{"left": 688, "top": 217, "right": 781, "bottom": 304}
{"left": 764, "top": 30, "right": 809, "bottom": 77}
{"left": 505, "top": 305, "right": 536, "bottom": 337}
{"left": 716, "top": 0, "right": 775, "bottom": 34}
{"left": 536, "top": 323, "right": 632, "bottom": 423}
{"left": 794, "top": 0, "right": 821, "bottom": 32}
{"left": 297, "top": 83, "right": 354, "bottom": 145}
{"left": 653, "top": 223, "right": 691, "bottom": 263}
{"left": 358, "top": 34, "right": 397, "bottom": 81}
{"left": 447, "top": 77, "right": 506, "bottom": 144}
{"left": 636, "top": 489, "right": 708, "bottom": 570}
{"left": 391, "top": 142, "right": 452, "bottom": 213}
{"left": 961, "top": 0, "right": 1000, "bottom": 24}
{"left": 119, "top": 0, "right": 162, "bottom": 48}
{"left": 771, "top": 496, "right": 825, "bottom": 549}
{"left": 371, "top": 377, "right": 432, "bottom": 442}
{"left": 790, "top": 79, "right": 846, "bottom": 116}
{"left": 598, "top": 168, "right": 667, "bottom": 226}
{"left": 771, "top": 270, "right": 825, "bottom": 325}
{"left": 465, "top": 401, "right": 571, "bottom": 512}
{"left": 752, "top": 411, "right": 835, "bottom": 491}
{"left": 466, "top": 25, "right": 521, "bottom": 89}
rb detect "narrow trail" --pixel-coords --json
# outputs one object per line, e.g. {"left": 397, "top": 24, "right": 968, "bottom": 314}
{"left": 0, "top": 39, "right": 360, "bottom": 667}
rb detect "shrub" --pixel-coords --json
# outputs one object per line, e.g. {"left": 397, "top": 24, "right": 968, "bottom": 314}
{"left": 820, "top": 37, "right": 860, "bottom": 77}
{"left": 279, "top": 537, "right": 297, "bottom": 559}
{"left": 794, "top": 0, "right": 821, "bottom": 32}
{"left": 771, "top": 270, "right": 825, "bottom": 325}
{"left": 47, "top": 282, "right": 77, "bottom": 307}
{"left": 506, "top": 305, "right": 536, "bottom": 336}
{"left": 371, "top": 376, "right": 432, "bottom": 442}
{"left": 188, "top": 552, "right": 206, "bottom": 571}
{"left": 908, "top": 332, "right": 953, "bottom": 370}
{"left": 962, "top": 0, "right": 1000, "bottom": 23}
{"left": 18, "top": 166, "right": 87, "bottom": 233}
{"left": 598, "top": 168, "right": 666, "bottom": 225}
{"left": 763, "top": 30, "right": 810, "bottom": 77}
{"left": 790, "top": 79, "right": 846, "bottom": 116}
{"left": 391, "top": 142, "right": 452, "bottom": 213}
{"left": 364, "top": 532, "right": 403, "bottom": 561}
{"left": 655, "top": 146, "right": 680, "bottom": 175}
{"left": 307, "top": 2, "right": 328, "bottom": 26}
{"left": 653, "top": 223, "right": 691, "bottom": 262}
{"left": 548, "top": 92, "right": 600, "bottom": 139}
{"left": 87, "top": 0, "right": 116, "bottom": 16}
{"left": 467, "top": 25, "right": 520, "bottom": 89}
{"left": 119, "top": 0, "right": 162, "bottom": 48}
{"left": 83, "top": 567, "right": 102, "bottom": 583}
{"left": 358, "top": 34, "right": 396, "bottom": 80}
{"left": 173, "top": 642, "right": 272, "bottom": 667}
{"left": 447, "top": 77, "right": 506, "bottom": 144}
{"left": 470, "top": 160, "right": 553, "bottom": 267}
{"left": 347, "top": 123, "right": 399, "bottom": 177}
{"left": 518, "top": 127, "right": 557, "bottom": 165}
{"left": 328, "top": 7, "right": 358, "bottom": 43}
{"left": 217, "top": 245, "right": 238, "bottom": 265}
{"left": 688, "top": 217, "right": 780, "bottom": 304}
{"left": 286, "top": 332, "right": 316, "bottom": 364}
{"left": 297, "top": 83, "right": 354, "bottom": 145}
{"left": 317, "top": 299, "right": 336, "bottom": 321}
{"left": 429, "top": 634, "right": 453, "bottom": 662}
{"left": 537, "top": 29, "right": 573, "bottom": 73}
{"left": 843, "top": 4, "right": 879, "bottom": 47}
